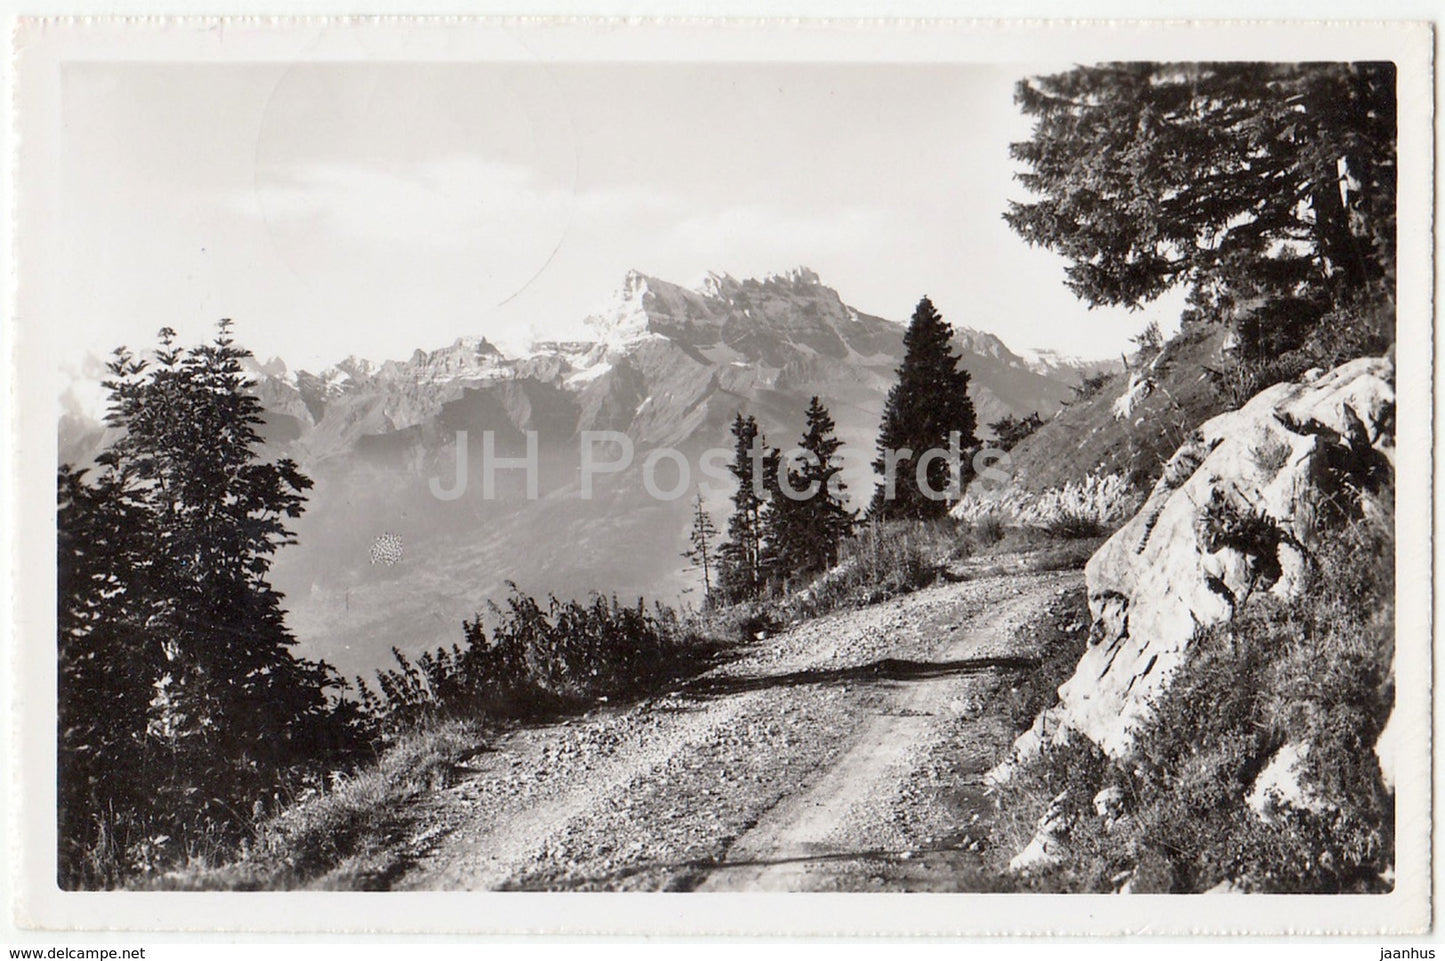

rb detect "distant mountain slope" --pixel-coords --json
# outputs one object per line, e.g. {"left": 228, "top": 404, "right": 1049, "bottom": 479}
{"left": 60, "top": 268, "right": 1095, "bottom": 470}
{"left": 58, "top": 268, "right": 1104, "bottom": 678}
{"left": 1015, "top": 346, "right": 1123, "bottom": 386}
{"left": 999, "top": 324, "right": 1233, "bottom": 495}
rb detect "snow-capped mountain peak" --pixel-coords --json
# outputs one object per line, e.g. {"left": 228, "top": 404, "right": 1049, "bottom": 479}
{"left": 582, "top": 270, "right": 662, "bottom": 349}
{"left": 60, "top": 267, "right": 1099, "bottom": 475}
{"left": 1016, "top": 346, "right": 1123, "bottom": 383}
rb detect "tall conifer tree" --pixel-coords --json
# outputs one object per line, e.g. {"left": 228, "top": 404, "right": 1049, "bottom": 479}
{"left": 57, "top": 322, "right": 350, "bottom": 885}
{"left": 869, "top": 298, "right": 977, "bottom": 520}
{"left": 717, "top": 413, "right": 772, "bottom": 602}
{"left": 1004, "top": 62, "right": 1396, "bottom": 345}
{"left": 764, "top": 397, "right": 856, "bottom": 579}
{"left": 681, "top": 492, "right": 720, "bottom": 607}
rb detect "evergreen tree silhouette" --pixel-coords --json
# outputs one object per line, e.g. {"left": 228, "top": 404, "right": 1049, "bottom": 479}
{"left": 681, "top": 492, "right": 719, "bottom": 607}
{"left": 57, "top": 321, "right": 352, "bottom": 885}
{"left": 763, "top": 396, "right": 856, "bottom": 580}
{"left": 1006, "top": 62, "right": 1395, "bottom": 344}
{"left": 869, "top": 298, "right": 977, "bottom": 520}
{"left": 717, "top": 413, "right": 773, "bottom": 601}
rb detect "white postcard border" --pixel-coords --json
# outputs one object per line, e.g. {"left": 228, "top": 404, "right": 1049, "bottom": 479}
{"left": 7, "top": 16, "right": 1434, "bottom": 936}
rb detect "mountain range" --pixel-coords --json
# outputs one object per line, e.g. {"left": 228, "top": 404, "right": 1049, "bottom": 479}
{"left": 58, "top": 267, "right": 1115, "bottom": 679}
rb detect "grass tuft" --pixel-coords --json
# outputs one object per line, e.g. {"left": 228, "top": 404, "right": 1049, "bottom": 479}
{"left": 954, "top": 471, "right": 1142, "bottom": 538}
{"left": 153, "top": 719, "right": 486, "bottom": 890}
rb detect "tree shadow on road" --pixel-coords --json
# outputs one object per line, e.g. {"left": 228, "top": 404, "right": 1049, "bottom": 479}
{"left": 678, "top": 654, "right": 1040, "bottom": 701}
{"left": 502, "top": 836, "right": 1008, "bottom": 892}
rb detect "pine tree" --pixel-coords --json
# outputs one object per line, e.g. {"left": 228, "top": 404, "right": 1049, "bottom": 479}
{"left": 681, "top": 493, "right": 719, "bottom": 608}
{"left": 764, "top": 397, "right": 856, "bottom": 580}
{"left": 57, "top": 322, "right": 351, "bottom": 883}
{"left": 869, "top": 298, "right": 977, "bottom": 520}
{"left": 798, "top": 397, "right": 857, "bottom": 565}
{"left": 716, "top": 413, "right": 772, "bottom": 602}
{"left": 989, "top": 411, "right": 1044, "bottom": 452}
{"left": 1005, "top": 63, "right": 1396, "bottom": 340}
{"left": 756, "top": 444, "right": 788, "bottom": 588}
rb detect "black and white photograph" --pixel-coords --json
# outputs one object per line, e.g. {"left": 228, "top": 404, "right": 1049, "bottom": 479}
{"left": 6, "top": 15, "right": 1433, "bottom": 939}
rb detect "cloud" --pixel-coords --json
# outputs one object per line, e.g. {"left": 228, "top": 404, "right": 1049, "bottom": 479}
{"left": 664, "top": 204, "right": 892, "bottom": 274}
{"left": 246, "top": 157, "right": 572, "bottom": 249}
{"left": 244, "top": 157, "right": 890, "bottom": 266}
{"left": 231, "top": 157, "right": 899, "bottom": 335}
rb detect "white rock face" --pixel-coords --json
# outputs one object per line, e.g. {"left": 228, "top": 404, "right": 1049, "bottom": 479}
{"left": 1008, "top": 792, "right": 1071, "bottom": 873}
{"left": 991, "top": 357, "right": 1395, "bottom": 777}
{"left": 1093, "top": 785, "right": 1126, "bottom": 820}
{"left": 1110, "top": 372, "right": 1154, "bottom": 420}
{"left": 1247, "top": 742, "right": 1327, "bottom": 820}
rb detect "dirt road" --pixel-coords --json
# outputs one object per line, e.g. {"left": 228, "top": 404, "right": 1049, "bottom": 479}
{"left": 368, "top": 569, "right": 1085, "bottom": 892}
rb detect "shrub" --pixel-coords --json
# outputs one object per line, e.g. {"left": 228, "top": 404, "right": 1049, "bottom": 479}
{"left": 1250, "top": 435, "right": 1293, "bottom": 473}
{"left": 1300, "top": 289, "right": 1394, "bottom": 369}
{"left": 1195, "top": 489, "right": 1292, "bottom": 595}
{"left": 723, "top": 603, "right": 785, "bottom": 643}
{"left": 358, "top": 589, "right": 715, "bottom": 731}
{"left": 1070, "top": 371, "right": 1114, "bottom": 403}
{"left": 1038, "top": 511, "right": 1107, "bottom": 539}
{"left": 990, "top": 412, "right": 1045, "bottom": 452}
{"left": 1130, "top": 320, "right": 1164, "bottom": 365}
{"left": 969, "top": 512, "right": 1006, "bottom": 547}
{"left": 953, "top": 472, "right": 1141, "bottom": 538}
{"left": 1205, "top": 354, "right": 1312, "bottom": 409}
{"left": 783, "top": 520, "right": 943, "bottom": 620}
{"left": 1208, "top": 286, "right": 1395, "bottom": 407}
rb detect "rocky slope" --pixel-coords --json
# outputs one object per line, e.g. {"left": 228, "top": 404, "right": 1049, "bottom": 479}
{"left": 998, "top": 324, "right": 1228, "bottom": 495}
{"left": 991, "top": 356, "right": 1395, "bottom": 773}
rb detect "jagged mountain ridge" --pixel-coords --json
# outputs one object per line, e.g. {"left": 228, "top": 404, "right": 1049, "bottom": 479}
{"left": 59, "top": 268, "right": 1106, "bottom": 468}
{"left": 223, "top": 267, "right": 1086, "bottom": 467}
{"left": 58, "top": 268, "right": 1105, "bottom": 679}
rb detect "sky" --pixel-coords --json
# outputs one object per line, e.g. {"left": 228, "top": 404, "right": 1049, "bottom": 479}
{"left": 54, "top": 61, "right": 1184, "bottom": 370}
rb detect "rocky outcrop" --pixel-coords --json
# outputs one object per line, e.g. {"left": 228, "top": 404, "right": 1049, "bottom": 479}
{"left": 1008, "top": 791, "right": 1071, "bottom": 873}
{"left": 992, "top": 357, "right": 1395, "bottom": 777}
{"left": 1246, "top": 742, "right": 1327, "bottom": 821}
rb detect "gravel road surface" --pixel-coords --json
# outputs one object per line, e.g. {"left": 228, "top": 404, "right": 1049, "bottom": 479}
{"left": 375, "top": 569, "right": 1084, "bottom": 892}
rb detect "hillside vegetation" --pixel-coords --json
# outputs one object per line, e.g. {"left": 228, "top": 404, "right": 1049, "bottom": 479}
{"left": 1001, "top": 290, "right": 1393, "bottom": 499}
{"left": 1002, "top": 325, "right": 1231, "bottom": 494}
{"left": 975, "top": 60, "right": 1399, "bottom": 894}
{"left": 987, "top": 495, "right": 1394, "bottom": 893}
